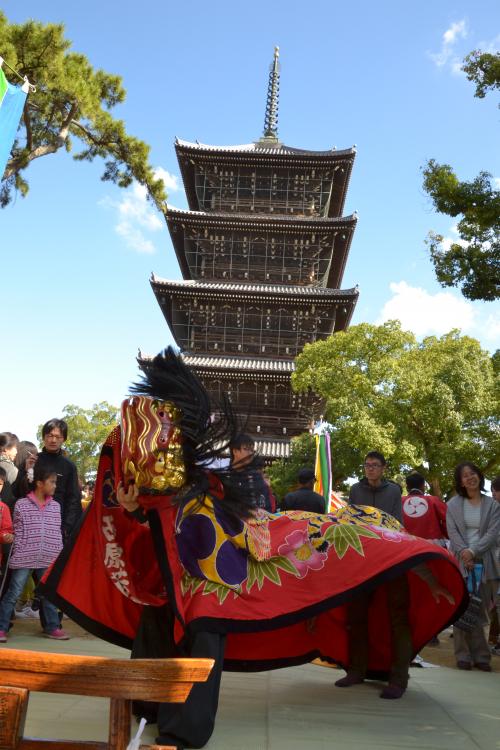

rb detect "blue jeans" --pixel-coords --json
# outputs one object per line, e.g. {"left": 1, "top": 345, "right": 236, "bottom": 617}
{"left": 0, "top": 567, "right": 60, "bottom": 632}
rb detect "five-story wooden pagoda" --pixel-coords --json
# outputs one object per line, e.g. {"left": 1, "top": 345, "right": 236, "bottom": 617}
{"left": 151, "top": 48, "right": 358, "bottom": 458}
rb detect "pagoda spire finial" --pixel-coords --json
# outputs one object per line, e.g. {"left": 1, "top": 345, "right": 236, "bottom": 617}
{"left": 262, "top": 46, "right": 280, "bottom": 141}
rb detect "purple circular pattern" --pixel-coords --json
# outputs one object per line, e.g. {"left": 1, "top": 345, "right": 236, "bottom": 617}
{"left": 215, "top": 540, "right": 248, "bottom": 586}
{"left": 177, "top": 514, "right": 216, "bottom": 578}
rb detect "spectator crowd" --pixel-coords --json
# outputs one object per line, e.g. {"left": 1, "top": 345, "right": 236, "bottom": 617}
{"left": 0, "top": 421, "right": 82, "bottom": 642}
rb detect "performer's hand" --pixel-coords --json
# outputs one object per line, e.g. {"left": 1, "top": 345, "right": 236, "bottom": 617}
{"left": 117, "top": 482, "right": 139, "bottom": 512}
{"left": 429, "top": 582, "right": 455, "bottom": 605}
{"left": 1, "top": 532, "right": 13, "bottom": 543}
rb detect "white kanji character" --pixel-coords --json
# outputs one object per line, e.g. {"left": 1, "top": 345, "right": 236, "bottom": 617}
{"left": 113, "top": 579, "right": 130, "bottom": 596}
{"left": 110, "top": 569, "right": 128, "bottom": 581}
{"left": 102, "top": 515, "right": 115, "bottom": 542}
{"left": 104, "top": 542, "right": 125, "bottom": 569}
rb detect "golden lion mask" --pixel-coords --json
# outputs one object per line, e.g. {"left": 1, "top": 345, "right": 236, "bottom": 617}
{"left": 120, "top": 396, "right": 186, "bottom": 492}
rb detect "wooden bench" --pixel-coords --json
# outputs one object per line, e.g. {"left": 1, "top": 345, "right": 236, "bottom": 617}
{"left": 0, "top": 648, "right": 213, "bottom": 750}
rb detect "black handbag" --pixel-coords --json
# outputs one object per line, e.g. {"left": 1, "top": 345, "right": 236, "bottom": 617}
{"left": 454, "top": 568, "right": 483, "bottom": 632}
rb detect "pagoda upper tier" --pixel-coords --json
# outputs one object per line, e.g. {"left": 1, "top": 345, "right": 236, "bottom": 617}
{"left": 151, "top": 275, "right": 358, "bottom": 359}
{"left": 174, "top": 138, "right": 356, "bottom": 218}
{"left": 166, "top": 208, "right": 357, "bottom": 289}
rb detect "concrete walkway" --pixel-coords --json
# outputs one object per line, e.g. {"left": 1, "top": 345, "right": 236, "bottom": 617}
{"left": 2, "top": 626, "right": 499, "bottom": 750}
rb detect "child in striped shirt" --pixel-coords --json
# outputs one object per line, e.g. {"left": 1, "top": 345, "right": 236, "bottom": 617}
{"left": 0, "top": 464, "right": 69, "bottom": 642}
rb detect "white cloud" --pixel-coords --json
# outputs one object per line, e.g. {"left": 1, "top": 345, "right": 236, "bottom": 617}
{"left": 493, "top": 177, "right": 500, "bottom": 189}
{"left": 429, "top": 19, "right": 467, "bottom": 71}
{"left": 478, "top": 33, "right": 500, "bottom": 54}
{"left": 443, "top": 20, "right": 467, "bottom": 46}
{"left": 377, "top": 281, "right": 476, "bottom": 337}
{"left": 484, "top": 313, "right": 500, "bottom": 341}
{"left": 154, "top": 167, "right": 180, "bottom": 193}
{"left": 100, "top": 166, "right": 179, "bottom": 254}
{"left": 377, "top": 281, "right": 500, "bottom": 350}
{"left": 450, "top": 59, "right": 465, "bottom": 77}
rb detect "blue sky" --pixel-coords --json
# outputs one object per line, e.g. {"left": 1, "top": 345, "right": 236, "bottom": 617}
{"left": 1, "top": 0, "right": 499, "bottom": 444}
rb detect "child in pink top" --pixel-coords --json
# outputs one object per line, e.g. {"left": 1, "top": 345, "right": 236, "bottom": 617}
{"left": 0, "top": 465, "right": 69, "bottom": 642}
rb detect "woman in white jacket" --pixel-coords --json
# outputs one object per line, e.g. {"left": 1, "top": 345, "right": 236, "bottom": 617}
{"left": 447, "top": 462, "right": 500, "bottom": 671}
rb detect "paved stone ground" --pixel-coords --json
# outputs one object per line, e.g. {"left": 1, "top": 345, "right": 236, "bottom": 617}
{"left": 2, "top": 617, "right": 500, "bottom": 750}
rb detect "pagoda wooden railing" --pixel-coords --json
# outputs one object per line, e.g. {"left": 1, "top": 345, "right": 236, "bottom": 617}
{"left": 0, "top": 649, "right": 213, "bottom": 750}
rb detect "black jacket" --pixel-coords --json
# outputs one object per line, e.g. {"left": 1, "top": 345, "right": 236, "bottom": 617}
{"left": 37, "top": 449, "right": 82, "bottom": 536}
{"left": 282, "top": 487, "right": 325, "bottom": 514}
{"left": 348, "top": 477, "right": 402, "bottom": 523}
{"left": 232, "top": 468, "right": 273, "bottom": 512}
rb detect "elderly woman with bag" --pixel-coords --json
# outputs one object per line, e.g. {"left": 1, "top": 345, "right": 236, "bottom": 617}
{"left": 447, "top": 462, "right": 500, "bottom": 671}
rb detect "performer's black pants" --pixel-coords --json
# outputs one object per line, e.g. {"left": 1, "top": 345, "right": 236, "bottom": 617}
{"left": 347, "top": 575, "right": 412, "bottom": 688}
{"left": 131, "top": 605, "right": 225, "bottom": 749}
{"left": 156, "top": 630, "right": 225, "bottom": 748}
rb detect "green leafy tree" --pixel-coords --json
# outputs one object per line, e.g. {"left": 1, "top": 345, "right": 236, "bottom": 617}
{"left": 463, "top": 50, "right": 500, "bottom": 101}
{"left": 0, "top": 12, "right": 166, "bottom": 209}
{"left": 292, "top": 322, "right": 499, "bottom": 497}
{"left": 422, "top": 51, "right": 500, "bottom": 301}
{"left": 38, "top": 402, "right": 119, "bottom": 481}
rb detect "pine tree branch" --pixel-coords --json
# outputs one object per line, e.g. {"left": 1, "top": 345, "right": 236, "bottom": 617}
{"left": 4, "top": 101, "right": 79, "bottom": 178}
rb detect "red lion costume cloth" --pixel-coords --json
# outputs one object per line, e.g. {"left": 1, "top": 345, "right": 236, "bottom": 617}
{"left": 40, "top": 350, "right": 467, "bottom": 747}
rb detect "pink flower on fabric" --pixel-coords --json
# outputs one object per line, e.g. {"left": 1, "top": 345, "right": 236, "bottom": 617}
{"left": 368, "top": 525, "right": 405, "bottom": 542}
{"left": 278, "top": 529, "right": 328, "bottom": 578}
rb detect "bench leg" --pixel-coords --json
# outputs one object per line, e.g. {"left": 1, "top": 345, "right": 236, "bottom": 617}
{"left": 108, "top": 698, "right": 131, "bottom": 750}
{"left": 0, "top": 686, "right": 29, "bottom": 750}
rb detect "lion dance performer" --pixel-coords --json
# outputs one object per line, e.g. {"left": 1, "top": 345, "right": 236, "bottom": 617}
{"left": 41, "top": 349, "right": 467, "bottom": 749}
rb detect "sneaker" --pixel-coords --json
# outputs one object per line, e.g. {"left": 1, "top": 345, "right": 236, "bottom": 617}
{"left": 16, "top": 606, "right": 39, "bottom": 619}
{"left": 43, "top": 628, "right": 70, "bottom": 640}
{"left": 0, "top": 630, "right": 7, "bottom": 643}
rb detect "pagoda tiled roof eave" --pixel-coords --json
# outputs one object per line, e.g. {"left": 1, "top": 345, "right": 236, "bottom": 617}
{"left": 256, "top": 440, "right": 291, "bottom": 454}
{"left": 252, "top": 439, "right": 291, "bottom": 458}
{"left": 175, "top": 137, "right": 356, "bottom": 159}
{"left": 183, "top": 354, "right": 295, "bottom": 373}
{"left": 166, "top": 207, "right": 358, "bottom": 229}
{"left": 139, "top": 352, "right": 296, "bottom": 375}
{"left": 150, "top": 275, "right": 359, "bottom": 301}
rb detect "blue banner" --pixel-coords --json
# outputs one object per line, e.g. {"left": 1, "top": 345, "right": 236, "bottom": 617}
{"left": 0, "top": 76, "right": 28, "bottom": 180}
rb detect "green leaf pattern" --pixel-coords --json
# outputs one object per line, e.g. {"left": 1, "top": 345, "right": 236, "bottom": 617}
{"left": 181, "top": 509, "right": 395, "bottom": 602}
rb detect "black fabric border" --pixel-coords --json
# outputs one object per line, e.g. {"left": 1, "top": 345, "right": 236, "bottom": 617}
{"left": 224, "top": 650, "right": 337, "bottom": 673}
{"left": 147, "top": 508, "right": 186, "bottom": 629}
{"left": 41, "top": 589, "right": 133, "bottom": 650}
{"left": 184, "top": 551, "right": 468, "bottom": 638}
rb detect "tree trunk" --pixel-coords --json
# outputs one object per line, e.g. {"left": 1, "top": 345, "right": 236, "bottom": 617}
{"left": 428, "top": 475, "right": 442, "bottom": 497}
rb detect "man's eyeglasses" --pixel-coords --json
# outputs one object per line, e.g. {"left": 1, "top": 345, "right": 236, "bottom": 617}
{"left": 364, "top": 462, "right": 383, "bottom": 469}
